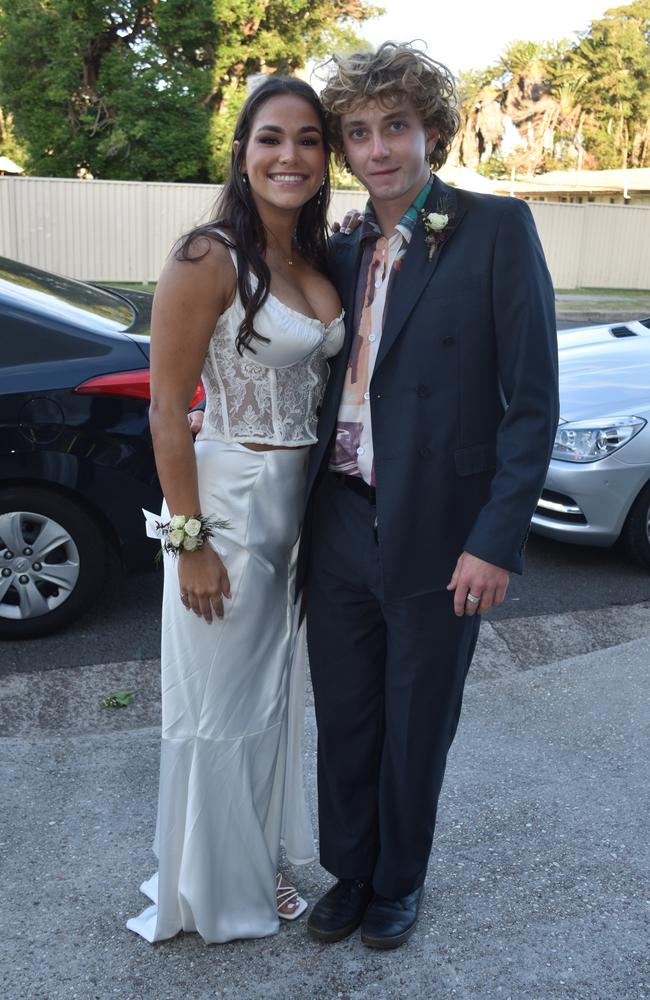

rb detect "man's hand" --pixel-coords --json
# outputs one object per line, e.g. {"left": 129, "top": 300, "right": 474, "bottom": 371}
{"left": 332, "top": 210, "right": 363, "bottom": 235}
{"left": 447, "top": 552, "right": 510, "bottom": 617}
{"left": 187, "top": 409, "right": 204, "bottom": 435}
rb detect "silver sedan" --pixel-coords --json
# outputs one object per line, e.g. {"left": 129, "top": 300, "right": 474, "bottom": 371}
{"left": 531, "top": 318, "right": 650, "bottom": 569}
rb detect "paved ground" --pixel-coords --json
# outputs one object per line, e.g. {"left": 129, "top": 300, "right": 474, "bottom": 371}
{"left": 2, "top": 602, "right": 649, "bottom": 1000}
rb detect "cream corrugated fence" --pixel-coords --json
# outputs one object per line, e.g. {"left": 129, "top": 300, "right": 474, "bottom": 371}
{"left": 1, "top": 176, "right": 649, "bottom": 288}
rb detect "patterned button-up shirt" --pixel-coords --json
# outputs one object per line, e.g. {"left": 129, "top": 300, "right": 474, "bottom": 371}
{"left": 330, "top": 177, "right": 433, "bottom": 486}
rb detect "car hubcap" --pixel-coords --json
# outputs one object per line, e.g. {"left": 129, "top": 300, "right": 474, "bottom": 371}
{"left": 0, "top": 511, "right": 80, "bottom": 621}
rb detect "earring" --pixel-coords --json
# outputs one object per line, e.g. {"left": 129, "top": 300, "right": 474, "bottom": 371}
{"left": 242, "top": 173, "right": 249, "bottom": 187}
{"left": 316, "top": 176, "right": 326, "bottom": 210}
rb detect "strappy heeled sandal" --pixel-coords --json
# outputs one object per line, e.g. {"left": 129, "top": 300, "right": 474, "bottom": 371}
{"left": 276, "top": 872, "right": 308, "bottom": 921}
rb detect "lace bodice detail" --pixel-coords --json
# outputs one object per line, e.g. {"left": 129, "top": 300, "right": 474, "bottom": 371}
{"left": 197, "top": 239, "right": 345, "bottom": 447}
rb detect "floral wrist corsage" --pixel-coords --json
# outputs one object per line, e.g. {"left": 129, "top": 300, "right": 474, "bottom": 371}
{"left": 142, "top": 510, "right": 230, "bottom": 556}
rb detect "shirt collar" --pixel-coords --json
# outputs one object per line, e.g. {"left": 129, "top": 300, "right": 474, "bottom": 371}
{"left": 360, "top": 175, "right": 434, "bottom": 246}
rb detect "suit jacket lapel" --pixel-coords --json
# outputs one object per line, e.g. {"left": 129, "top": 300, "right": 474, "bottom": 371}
{"left": 374, "top": 177, "right": 467, "bottom": 372}
{"left": 315, "top": 232, "right": 362, "bottom": 440}
{"left": 327, "top": 230, "right": 362, "bottom": 381}
{"left": 333, "top": 229, "right": 362, "bottom": 324}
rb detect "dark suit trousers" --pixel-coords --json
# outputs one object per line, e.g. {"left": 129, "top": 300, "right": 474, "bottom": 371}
{"left": 306, "top": 473, "right": 480, "bottom": 899}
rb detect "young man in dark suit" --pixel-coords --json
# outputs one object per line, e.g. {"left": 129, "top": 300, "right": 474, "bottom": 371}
{"left": 300, "top": 42, "right": 559, "bottom": 949}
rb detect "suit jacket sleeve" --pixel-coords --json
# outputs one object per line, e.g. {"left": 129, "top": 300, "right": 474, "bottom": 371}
{"left": 462, "top": 197, "right": 560, "bottom": 573}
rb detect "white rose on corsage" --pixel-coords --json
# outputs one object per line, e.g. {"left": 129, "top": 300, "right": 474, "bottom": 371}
{"left": 169, "top": 528, "right": 185, "bottom": 547}
{"left": 426, "top": 212, "right": 448, "bottom": 231}
{"left": 154, "top": 512, "right": 231, "bottom": 558}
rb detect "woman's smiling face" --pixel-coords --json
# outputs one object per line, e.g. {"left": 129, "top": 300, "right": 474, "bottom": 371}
{"left": 238, "top": 93, "right": 326, "bottom": 218}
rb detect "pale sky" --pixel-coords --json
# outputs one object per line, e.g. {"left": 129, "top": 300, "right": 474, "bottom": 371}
{"left": 357, "top": 0, "right": 613, "bottom": 75}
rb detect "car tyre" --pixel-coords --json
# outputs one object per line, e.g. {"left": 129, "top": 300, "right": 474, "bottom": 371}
{"left": 622, "top": 480, "right": 650, "bottom": 571}
{"left": 0, "top": 487, "right": 108, "bottom": 639}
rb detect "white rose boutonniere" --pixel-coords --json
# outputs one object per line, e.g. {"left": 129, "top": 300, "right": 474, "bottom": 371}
{"left": 426, "top": 212, "right": 449, "bottom": 232}
{"left": 184, "top": 517, "right": 202, "bottom": 537}
{"left": 170, "top": 514, "right": 187, "bottom": 530}
{"left": 420, "top": 199, "right": 454, "bottom": 260}
{"left": 169, "top": 528, "right": 185, "bottom": 547}
{"left": 182, "top": 536, "right": 199, "bottom": 551}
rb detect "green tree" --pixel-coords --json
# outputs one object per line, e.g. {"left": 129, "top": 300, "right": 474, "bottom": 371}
{"left": 564, "top": 1, "right": 650, "bottom": 168}
{"left": 0, "top": 0, "right": 378, "bottom": 181}
{"left": 0, "top": 104, "right": 26, "bottom": 167}
{"left": 0, "top": 1, "right": 216, "bottom": 180}
{"left": 453, "top": 1, "right": 650, "bottom": 174}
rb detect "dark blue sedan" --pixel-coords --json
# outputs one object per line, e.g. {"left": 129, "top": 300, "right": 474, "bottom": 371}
{"left": 0, "top": 256, "right": 202, "bottom": 638}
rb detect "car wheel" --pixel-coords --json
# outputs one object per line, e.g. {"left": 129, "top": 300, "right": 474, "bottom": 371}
{"left": 623, "top": 480, "right": 650, "bottom": 571}
{"left": 0, "top": 487, "right": 108, "bottom": 639}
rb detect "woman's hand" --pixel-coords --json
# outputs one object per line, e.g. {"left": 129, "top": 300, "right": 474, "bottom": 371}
{"left": 178, "top": 545, "right": 232, "bottom": 623}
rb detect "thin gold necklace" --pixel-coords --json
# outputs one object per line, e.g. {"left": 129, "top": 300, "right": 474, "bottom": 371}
{"left": 264, "top": 225, "right": 296, "bottom": 266}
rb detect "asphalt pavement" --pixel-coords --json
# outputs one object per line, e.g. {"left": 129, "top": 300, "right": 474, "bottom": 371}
{"left": 3, "top": 531, "right": 650, "bottom": 676}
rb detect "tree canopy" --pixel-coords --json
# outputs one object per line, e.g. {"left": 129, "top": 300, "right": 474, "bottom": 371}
{"left": 3, "top": 1, "right": 647, "bottom": 181}
{"left": 454, "top": 1, "right": 650, "bottom": 175}
{"left": 0, "top": 0, "right": 377, "bottom": 181}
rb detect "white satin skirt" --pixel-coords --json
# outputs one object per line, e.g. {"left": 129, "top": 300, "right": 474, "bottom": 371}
{"left": 127, "top": 438, "right": 315, "bottom": 944}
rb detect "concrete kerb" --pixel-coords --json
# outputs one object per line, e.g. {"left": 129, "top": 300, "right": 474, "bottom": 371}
{"left": 2, "top": 608, "right": 649, "bottom": 1000}
{"left": 556, "top": 309, "right": 648, "bottom": 323}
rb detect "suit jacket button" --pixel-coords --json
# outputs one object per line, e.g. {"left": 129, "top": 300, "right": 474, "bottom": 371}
{"left": 443, "top": 336, "right": 454, "bottom": 347}
{"left": 419, "top": 446, "right": 432, "bottom": 459}
{"left": 417, "top": 385, "right": 429, "bottom": 398}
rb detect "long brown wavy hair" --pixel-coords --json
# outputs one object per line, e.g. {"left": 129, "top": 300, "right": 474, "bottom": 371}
{"left": 176, "top": 76, "right": 332, "bottom": 354}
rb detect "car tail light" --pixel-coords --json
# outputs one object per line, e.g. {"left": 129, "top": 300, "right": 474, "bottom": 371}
{"left": 74, "top": 370, "right": 205, "bottom": 408}
{"left": 189, "top": 382, "right": 206, "bottom": 408}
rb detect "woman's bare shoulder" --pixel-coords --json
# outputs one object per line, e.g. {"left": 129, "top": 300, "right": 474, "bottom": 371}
{"left": 158, "top": 230, "right": 236, "bottom": 306}
{"left": 172, "top": 228, "right": 235, "bottom": 269}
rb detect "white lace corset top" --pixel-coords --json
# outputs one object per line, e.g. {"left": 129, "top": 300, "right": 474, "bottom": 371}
{"left": 197, "top": 239, "right": 345, "bottom": 447}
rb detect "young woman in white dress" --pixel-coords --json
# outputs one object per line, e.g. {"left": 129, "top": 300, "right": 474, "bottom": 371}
{"left": 127, "top": 77, "right": 344, "bottom": 944}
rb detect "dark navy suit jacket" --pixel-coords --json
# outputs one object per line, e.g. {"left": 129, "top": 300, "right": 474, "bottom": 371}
{"left": 297, "top": 176, "right": 559, "bottom": 601}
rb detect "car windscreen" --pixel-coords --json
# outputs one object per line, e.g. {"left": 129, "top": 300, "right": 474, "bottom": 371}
{"left": 0, "top": 259, "right": 134, "bottom": 332}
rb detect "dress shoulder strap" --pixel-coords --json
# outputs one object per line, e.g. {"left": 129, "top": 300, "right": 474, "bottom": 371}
{"left": 211, "top": 228, "right": 238, "bottom": 273}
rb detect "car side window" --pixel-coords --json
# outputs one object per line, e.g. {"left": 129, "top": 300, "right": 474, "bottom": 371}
{"left": 0, "top": 310, "right": 110, "bottom": 366}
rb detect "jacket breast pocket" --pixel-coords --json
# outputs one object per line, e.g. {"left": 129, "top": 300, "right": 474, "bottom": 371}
{"left": 422, "top": 275, "right": 488, "bottom": 308}
{"left": 454, "top": 442, "right": 497, "bottom": 477}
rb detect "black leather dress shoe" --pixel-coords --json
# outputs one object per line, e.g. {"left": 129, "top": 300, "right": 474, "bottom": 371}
{"left": 307, "top": 879, "right": 374, "bottom": 943}
{"left": 360, "top": 885, "right": 424, "bottom": 949}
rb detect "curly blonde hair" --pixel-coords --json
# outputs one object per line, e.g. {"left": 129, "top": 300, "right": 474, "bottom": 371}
{"left": 320, "top": 41, "right": 460, "bottom": 172}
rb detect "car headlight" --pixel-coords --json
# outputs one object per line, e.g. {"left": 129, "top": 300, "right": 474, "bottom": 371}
{"left": 552, "top": 416, "right": 646, "bottom": 463}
